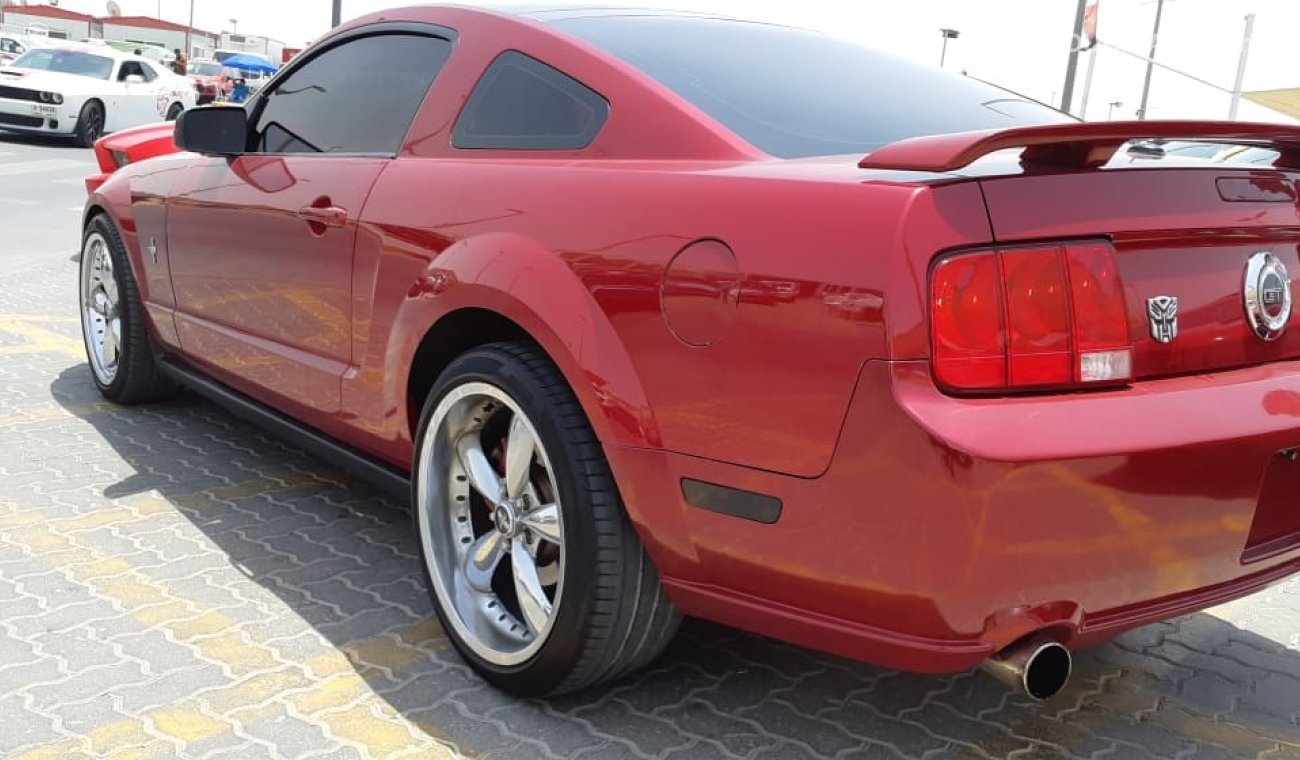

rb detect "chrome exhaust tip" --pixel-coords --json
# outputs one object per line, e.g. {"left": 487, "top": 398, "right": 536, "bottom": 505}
{"left": 980, "top": 634, "right": 1072, "bottom": 700}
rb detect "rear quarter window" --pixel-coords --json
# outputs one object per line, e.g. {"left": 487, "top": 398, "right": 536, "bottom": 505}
{"left": 452, "top": 51, "right": 609, "bottom": 150}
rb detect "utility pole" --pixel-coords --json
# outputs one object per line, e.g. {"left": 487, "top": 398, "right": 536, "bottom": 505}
{"left": 1136, "top": 0, "right": 1165, "bottom": 120}
{"left": 1228, "top": 13, "right": 1256, "bottom": 120}
{"left": 332, "top": 0, "right": 342, "bottom": 28}
{"left": 1060, "top": 0, "right": 1088, "bottom": 112}
{"left": 185, "top": 0, "right": 193, "bottom": 58}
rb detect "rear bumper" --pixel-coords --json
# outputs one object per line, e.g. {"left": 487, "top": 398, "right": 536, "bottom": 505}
{"left": 621, "top": 360, "right": 1300, "bottom": 672}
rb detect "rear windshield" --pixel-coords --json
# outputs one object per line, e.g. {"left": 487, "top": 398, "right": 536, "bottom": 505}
{"left": 549, "top": 15, "right": 1073, "bottom": 159}
{"left": 189, "top": 62, "right": 222, "bottom": 76}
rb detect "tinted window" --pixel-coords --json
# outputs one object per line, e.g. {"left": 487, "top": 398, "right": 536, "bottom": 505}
{"left": 118, "top": 60, "right": 156, "bottom": 82}
{"left": 550, "top": 16, "right": 1072, "bottom": 159}
{"left": 252, "top": 33, "right": 451, "bottom": 154}
{"left": 453, "top": 51, "right": 608, "bottom": 150}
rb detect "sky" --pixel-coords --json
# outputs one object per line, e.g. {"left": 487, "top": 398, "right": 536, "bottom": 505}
{"left": 30, "top": 0, "right": 1300, "bottom": 123}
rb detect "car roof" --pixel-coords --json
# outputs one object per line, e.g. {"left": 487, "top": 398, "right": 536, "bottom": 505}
{"left": 483, "top": 4, "right": 741, "bottom": 22}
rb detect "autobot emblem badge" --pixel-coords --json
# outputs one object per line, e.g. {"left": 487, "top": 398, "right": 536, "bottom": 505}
{"left": 1243, "top": 251, "right": 1292, "bottom": 341}
{"left": 1147, "top": 296, "right": 1178, "bottom": 343}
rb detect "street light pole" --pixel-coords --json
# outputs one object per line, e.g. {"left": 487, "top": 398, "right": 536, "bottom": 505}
{"left": 1136, "top": 0, "right": 1165, "bottom": 120}
{"left": 1060, "top": 0, "right": 1088, "bottom": 112}
{"left": 1108, "top": 101, "right": 1123, "bottom": 120}
{"left": 185, "top": 0, "right": 193, "bottom": 57}
{"left": 938, "top": 28, "right": 959, "bottom": 68}
{"left": 333, "top": 0, "right": 342, "bottom": 27}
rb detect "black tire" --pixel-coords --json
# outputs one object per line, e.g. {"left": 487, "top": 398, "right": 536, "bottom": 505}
{"left": 165, "top": 102, "right": 183, "bottom": 121}
{"left": 78, "top": 214, "right": 174, "bottom": 404}
{"left": 73, "top": 100, "right": 105, "bottom": 148}
{"left": 412, "top": 342, "right": 680, "bottom": 697}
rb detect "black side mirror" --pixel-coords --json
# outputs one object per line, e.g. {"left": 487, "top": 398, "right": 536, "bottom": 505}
{"left": 174, "top": 106, "right": 248, "bottom": 156}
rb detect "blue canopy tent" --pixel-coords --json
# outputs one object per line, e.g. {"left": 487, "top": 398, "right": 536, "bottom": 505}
{"left": 220, "top": 53, "right": 278, "bottom": 74}
{"left": 220, "top": 54, "right": 277, "bottom": 103}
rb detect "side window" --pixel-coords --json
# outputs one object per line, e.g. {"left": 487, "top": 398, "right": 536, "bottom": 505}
{"left": 118, "top": 61, "right": 155, "bottom": 82}
{"left": 251, "top": 33, "right": 451, "bottom": 155}
{"left": 452, "top": 51, "right": 609, "bottom": 150}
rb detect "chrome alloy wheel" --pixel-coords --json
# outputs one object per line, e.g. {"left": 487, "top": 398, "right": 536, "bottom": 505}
{"left": 80, "top": 231, "right": 121, "bottom": 386}
{"left": 417, "top": 381, "right": 565, "bottom": 666}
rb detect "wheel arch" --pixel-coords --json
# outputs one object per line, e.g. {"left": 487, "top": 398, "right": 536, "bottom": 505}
{"left": 82, "top": 202, "right": 109, "bottom": 231}
{"left": 82, "top": 180, "right": 146, "bottom": 305}
{"left": 404, "top": 307, "right": 536, "bottom": 436}
{"left": 81, "top": 96, "right": 105, "bottom": 119}
{"left": 391, "top": 232, "right": 662, "bottom": 456}
{"left": 392, "top": 246, "right": 689, "bottom": 586}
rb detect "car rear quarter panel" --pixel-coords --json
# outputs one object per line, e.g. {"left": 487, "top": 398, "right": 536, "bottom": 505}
{"left": 349, "top": 160, "right": 993, "bottom": 486}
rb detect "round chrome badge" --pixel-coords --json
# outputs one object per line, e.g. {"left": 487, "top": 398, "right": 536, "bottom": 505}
{"left": 1244, "top": 252, "right": 1292, "bottom": 341}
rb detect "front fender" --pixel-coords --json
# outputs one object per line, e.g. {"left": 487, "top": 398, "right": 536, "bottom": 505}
{"left": 387, "top": 231, "right": 661, "bottom": 452}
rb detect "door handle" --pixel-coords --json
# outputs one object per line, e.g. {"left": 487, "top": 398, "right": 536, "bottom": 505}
{"left": 295, "top": 205, "right": 348, "bottom": 228}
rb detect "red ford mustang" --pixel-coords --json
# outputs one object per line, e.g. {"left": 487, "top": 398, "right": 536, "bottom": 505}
{"left": 80, "top": 5, "right": 1300, "bottom": 699}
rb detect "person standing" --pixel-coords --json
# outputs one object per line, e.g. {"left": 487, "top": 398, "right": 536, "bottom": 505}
{"left": 171, "top": 48, "right": 188, "bottom": 75}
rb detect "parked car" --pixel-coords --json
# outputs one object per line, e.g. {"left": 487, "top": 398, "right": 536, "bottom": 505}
{"left": 0, "top": 34, "right": 28, "bottom": 66}
{"left": 186, "top": 59, "right": 230, "bottom": 104}
{"left": 0, "top": 42, "right": 195, "bottom": 146}
{"left": 81, "top": 5, "right": 1300, "bottom": 700}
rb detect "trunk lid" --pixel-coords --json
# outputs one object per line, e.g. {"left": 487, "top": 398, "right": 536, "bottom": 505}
{"left": 978, "top": 166, "right": 1300, "bottom": 379}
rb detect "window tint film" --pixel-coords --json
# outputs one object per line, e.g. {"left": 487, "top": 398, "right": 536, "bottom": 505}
{"left": 549, "top": 16, "right": 1072, "bottom": 159}
{"left": 453, "top": 51, "right": 609, "bottom": 150}
{"left": 253, "top": 33, "right": 451, "bottom": 154}
{"left": 118, "top": 61, "right": 156, "bottom": 82}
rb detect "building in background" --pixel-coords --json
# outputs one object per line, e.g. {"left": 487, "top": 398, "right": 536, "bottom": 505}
{"left": 0, "top": 4, "right": 259, "bottom": 61}
{"left": 0, "top": 4, "right": 101, "bottom": 40}
{"left": 100, "top": 15, "right": 218, "bottom": 60}
{"left": 218, "top": 32, "right": 283, "bottom": 66}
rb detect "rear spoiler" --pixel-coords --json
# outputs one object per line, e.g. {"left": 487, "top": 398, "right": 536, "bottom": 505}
{"left": 858, "top": 120, "right": 1300, "bottom": 172}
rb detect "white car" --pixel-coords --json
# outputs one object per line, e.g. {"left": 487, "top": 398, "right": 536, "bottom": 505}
{"left": 0, "top": 42, "right": 196, "bottom": 147}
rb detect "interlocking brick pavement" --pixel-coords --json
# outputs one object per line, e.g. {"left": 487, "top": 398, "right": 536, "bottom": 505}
{"left": 0, "top": 255, "right": 1298, "bottom": 759}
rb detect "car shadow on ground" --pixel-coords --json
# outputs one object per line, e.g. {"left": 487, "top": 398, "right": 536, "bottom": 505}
{"left": 48, "top": 365, "right": 1300, "bottom": 759}
{"left": 0, "top": 131, "right": 82, "bottom": 150}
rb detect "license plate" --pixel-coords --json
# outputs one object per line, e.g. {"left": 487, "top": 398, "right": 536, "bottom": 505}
{"left": 30, "top": 104, "right": 57, "bottom": 115}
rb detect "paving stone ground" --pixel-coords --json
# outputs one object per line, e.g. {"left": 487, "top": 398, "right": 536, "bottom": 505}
{"left": 2, "top": 153, "right": 1300, "bottom": 758}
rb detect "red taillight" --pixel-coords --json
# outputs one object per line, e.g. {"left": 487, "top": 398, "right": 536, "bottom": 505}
{"left": 931, "top": 252, "right": 1005, "bottom": 389}
{"left": 1064, "top": 243, "right": 1133, "bottom": 383}
{"left": 931, "top": 241, "right": 1132, "bottom": 392}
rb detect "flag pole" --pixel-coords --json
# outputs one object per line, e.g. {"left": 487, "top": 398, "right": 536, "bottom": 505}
{"left": 1060, "top": 0, "right": 1089, "bottom": 112}
{"left": 1136, "top": 0, "right": 1165, "bottom": 120}
{"left": 1227, "top": 13, "right": 1255, "bottom": 120}
{"left": 1079, "top": 45, "right": 1099, "bottom": 119}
